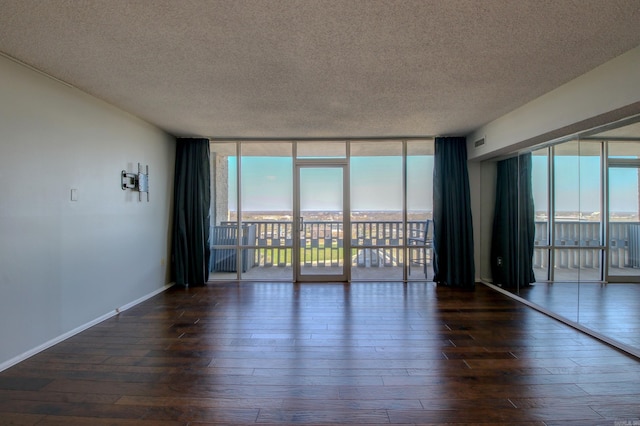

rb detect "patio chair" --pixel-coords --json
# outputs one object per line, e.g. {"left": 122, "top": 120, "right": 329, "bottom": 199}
{"left": 408, "top": 219, "right": 433, "bottom": 279}
{"left": 210, "top": 224, "right": 257, "bottom": 272}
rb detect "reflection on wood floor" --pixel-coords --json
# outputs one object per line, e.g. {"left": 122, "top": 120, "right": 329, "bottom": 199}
{"left": 1, "top": 282, "right": 639, "bottom": 425}
{"left": 517, "top": 281, "right": 640, "bottom": 350}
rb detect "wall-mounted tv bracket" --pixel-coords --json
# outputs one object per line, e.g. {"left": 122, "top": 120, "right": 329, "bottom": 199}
{"left": 121, "top": 163, "right": 149, "bottom": 201}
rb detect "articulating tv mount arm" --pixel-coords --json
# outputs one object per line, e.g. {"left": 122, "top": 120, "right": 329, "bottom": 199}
{"left": 121, "top": 163, "right": 149, "bottom": 202}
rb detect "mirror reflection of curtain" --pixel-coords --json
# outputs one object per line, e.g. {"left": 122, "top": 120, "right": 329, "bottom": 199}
{"left": 432, "top": 137, "right": 475, "bottom": 290}
{"left": 172, "top": 138, "right": 211, "bottom": 286}
{"left": 491, "top": 153, "right": 535, "bottom": 290}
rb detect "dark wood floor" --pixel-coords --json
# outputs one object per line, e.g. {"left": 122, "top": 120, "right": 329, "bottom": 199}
{"left": 1, "top": 282, "right": 639, "bottom": 425}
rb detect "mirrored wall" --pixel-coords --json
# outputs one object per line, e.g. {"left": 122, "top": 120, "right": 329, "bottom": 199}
{"left": 482, "top": 116, "right": 640, "bottom": 355}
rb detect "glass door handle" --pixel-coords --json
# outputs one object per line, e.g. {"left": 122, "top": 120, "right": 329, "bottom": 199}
{"left": 298, "top": 217, "right": 304, "bottom": 232}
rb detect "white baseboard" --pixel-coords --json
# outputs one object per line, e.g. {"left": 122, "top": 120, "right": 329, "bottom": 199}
{"left": 0, "top": 283, "right": 174, "bottom": 372}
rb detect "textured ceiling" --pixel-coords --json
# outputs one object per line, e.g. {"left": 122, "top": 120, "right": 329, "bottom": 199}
{"left": 1, "top": 0, "right": 639, "bottom": 139}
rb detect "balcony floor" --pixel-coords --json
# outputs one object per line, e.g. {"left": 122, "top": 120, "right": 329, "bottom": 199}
{"left": 210, "top": 265, "right": 432, "bottom": 282}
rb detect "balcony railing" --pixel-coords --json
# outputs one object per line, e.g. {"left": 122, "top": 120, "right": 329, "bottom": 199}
{"left": 212, "top": 220, "right": 640, "bottom": 275}
{"left": 215, "top": 220, "right": 430, "bottom": 269}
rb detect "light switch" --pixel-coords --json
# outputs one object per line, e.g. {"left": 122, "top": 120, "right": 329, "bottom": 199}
{"left": 70, "top": 188, "right": 78, "bottom": 201}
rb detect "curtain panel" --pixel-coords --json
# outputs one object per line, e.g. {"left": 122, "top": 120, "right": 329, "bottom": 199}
{"left": 490, "top": 153, "right": 536, "bottom": 289}
{"left": 433, "top": 137, "right": 475, "bottom": 290}
{"left": 172, "top": 138, "right": 211, "bottom": 286}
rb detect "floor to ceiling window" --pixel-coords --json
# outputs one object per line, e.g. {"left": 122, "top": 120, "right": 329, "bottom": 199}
{"left": 349, "top": 141, "right": 403, "bottom": 281}
{"left": 210, "top": 141, "right": 294, "bottom": 281}
{"left": 406, "top": 141, "right": 435, "bottom": 281}
{"left": 209, "top": 139, "right": 434, "bottom": 282}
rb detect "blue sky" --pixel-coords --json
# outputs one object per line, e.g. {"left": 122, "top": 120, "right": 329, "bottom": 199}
{"left": 227, "top": 155, "right": 638, "bottom": 214}
{"left": 229, "top": 156, "right": 433, "bottom": 212}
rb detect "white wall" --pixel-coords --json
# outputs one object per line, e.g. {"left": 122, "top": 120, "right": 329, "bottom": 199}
{"left": 466, "top": 160, "right": 482, "bottom": 282}
{"left": 477, "top": 160, "right": 497, "bottom": 282}
{"left": 0, "top": 55, "right": 175, "bottom": 368}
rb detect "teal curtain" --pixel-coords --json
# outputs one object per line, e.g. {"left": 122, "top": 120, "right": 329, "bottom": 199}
{"left": 490, "top": 153, "right": 536, "bottom": 290}
{"left": 433, "top": 137, "right": 475, "bottom": 290}
{"left": 172, "top": 138, "right": 211, "bottom": 286}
